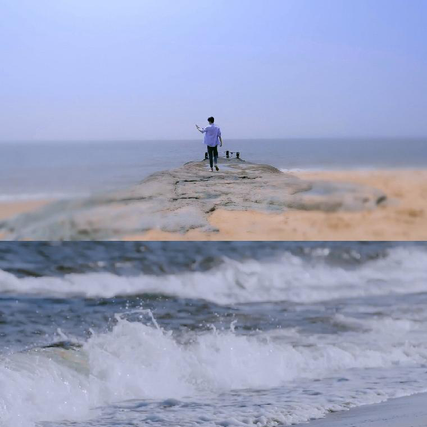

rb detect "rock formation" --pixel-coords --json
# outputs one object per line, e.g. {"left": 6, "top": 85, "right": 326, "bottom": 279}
{"left": 0, "top": 159, "right": 387, "bottom": 240}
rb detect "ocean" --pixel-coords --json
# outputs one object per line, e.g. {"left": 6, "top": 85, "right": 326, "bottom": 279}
{"left": 1, "top": 138, "right": 427, "bottom": 201}
{"left": 1, "top": 242, "right": 427, "bottom": 427}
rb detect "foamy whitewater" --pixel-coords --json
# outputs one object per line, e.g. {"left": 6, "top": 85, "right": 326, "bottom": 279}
{"left": 1, "top": 243, "right": 427, "bottom": 426}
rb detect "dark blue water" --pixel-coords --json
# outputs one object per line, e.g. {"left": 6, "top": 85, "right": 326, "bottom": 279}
{"left": 1, "top": 138, "right": 426, "bottom": 200}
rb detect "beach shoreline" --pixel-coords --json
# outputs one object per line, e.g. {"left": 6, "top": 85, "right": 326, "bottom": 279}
{"left": 304, "top": 392, "right": 427, "bottom": 427}
{"left": 1, "top": 168, "right": 426, "bottom": 241}
{"left": 126, "top": 169, "right": 427, "bottom": 241}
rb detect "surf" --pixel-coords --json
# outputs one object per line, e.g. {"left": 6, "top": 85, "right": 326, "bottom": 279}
{"left": 2, "top": 310, "right": 427, "bottom": 427}
{"left": 0, "top": 246, "right": 426, "bottom": 304}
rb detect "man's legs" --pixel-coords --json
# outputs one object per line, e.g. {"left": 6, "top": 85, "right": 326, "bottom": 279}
{"left": 213, "top": 146, "right": 218, "bottom": 165}
{"left": 207, "top": 146, "right": 214, "bottom": 170}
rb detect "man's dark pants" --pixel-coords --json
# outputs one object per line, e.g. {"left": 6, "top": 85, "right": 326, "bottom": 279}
{"left": 207, "top": 145, "right": 218, "bottom": 169}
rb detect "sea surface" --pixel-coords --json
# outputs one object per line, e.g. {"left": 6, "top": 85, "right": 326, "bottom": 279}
{"left": 1, "top": 242, "right": 427, "bottom": 427}
{"left": 1, "top": 138, "right": 427, "bottom": 201}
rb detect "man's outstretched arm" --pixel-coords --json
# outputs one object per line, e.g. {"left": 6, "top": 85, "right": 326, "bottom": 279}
{"left": 195, "top": 124, "right": 205, "bottom": 133}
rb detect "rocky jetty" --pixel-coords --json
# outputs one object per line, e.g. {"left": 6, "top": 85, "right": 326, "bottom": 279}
{"left": 0, "top": 158, "right": 387, "bottom": 240}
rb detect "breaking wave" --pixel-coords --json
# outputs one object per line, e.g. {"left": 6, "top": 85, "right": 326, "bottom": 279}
{"left": 1, "top": 312, "right": 427, "bottom": 427}
{"left": 0, "top": 246, "right": 426, "bottom": 304}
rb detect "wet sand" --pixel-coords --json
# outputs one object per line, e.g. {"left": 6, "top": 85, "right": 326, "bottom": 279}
{"left": 126, "top": 170, "right": 427, "bottom": 241}
{"left": 305, "top": 392, "right": 427, "bottom": 427}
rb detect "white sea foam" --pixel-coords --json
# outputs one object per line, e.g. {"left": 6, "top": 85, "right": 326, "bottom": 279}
{"left": 0, "top": 247, "right": 426, "bottom": 304}
{"left": 1, "top": 313, "right": 427, "bottom": 427}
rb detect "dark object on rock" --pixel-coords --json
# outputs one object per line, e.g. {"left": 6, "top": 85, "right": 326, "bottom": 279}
{"left": 376, "top": 195, "right": 387, "bottom": 205}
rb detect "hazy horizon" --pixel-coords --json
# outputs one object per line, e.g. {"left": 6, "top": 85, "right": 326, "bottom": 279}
{"left": 1, "top": 0, "right": 426, "bottom": 141}
{"left": 1, "top": 136, "right": 427, "bottom": 144}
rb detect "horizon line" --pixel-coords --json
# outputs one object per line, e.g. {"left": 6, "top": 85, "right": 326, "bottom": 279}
{"left": 1, "top": 136, "right": 427, "bottom": 143}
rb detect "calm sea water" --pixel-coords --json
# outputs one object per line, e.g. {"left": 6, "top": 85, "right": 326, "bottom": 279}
{"left": 1, "top": 138, "right": 427, "bottom": 201}
{"left": 1, "top": 242, "right": 427, "bottom": 427}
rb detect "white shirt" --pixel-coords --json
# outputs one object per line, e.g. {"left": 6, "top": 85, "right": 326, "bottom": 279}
{"left": 201, "top": 124, "right": 221, "bottom": 147}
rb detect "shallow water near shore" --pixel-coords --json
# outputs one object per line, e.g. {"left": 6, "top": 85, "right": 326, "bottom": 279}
{"left": 1, "top": 138, "right": 426, "bottom": 201}
{"left": 1, "top": 242, "right": 427, "bottom": 426}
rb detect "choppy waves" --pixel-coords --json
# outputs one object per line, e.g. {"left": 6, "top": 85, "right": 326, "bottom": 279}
{"left": 2, "top": 312, "right": 427, "bottom": 427}
{"left": 1, "top": 245, "right": 427, "bottom": 427}
{"left": 0, "top": 246, "right": 426, "bottom": 304}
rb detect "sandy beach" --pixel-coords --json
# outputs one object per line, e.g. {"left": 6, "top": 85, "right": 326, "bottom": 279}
{"left": 1, "top": 169, "right": 426, "bottom": 241}
{"left": 0, "top": 200, "right": 50, "bottom": 221}
{"left": 127, "top": 169, "right": 427, "bottom": 241}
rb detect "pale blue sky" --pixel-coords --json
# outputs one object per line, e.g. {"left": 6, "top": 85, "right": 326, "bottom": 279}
{"left": 1, "top": 0, "right": 426, "bottom": 140}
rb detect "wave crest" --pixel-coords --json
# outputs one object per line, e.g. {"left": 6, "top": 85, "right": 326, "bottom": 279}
{"left": 0, "top": 247, "right": 426, "bottom": 304}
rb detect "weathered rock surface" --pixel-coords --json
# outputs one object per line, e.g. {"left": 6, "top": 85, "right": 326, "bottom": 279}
{"left": 0, "top": 158, "right": 387, "bottom": 240}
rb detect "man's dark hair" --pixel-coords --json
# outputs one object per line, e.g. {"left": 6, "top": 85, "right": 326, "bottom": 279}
{"left": 208, "top": 117, "right": 214, "bottom": 124}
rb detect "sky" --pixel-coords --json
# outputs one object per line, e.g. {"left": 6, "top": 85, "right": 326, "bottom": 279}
{"left": 0, "top": 0, "right": 426, "bottom": 141}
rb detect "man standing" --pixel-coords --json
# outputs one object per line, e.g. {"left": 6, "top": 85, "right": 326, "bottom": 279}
{"left": 196, "top": 117, "right": 223, "bottom": 171}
